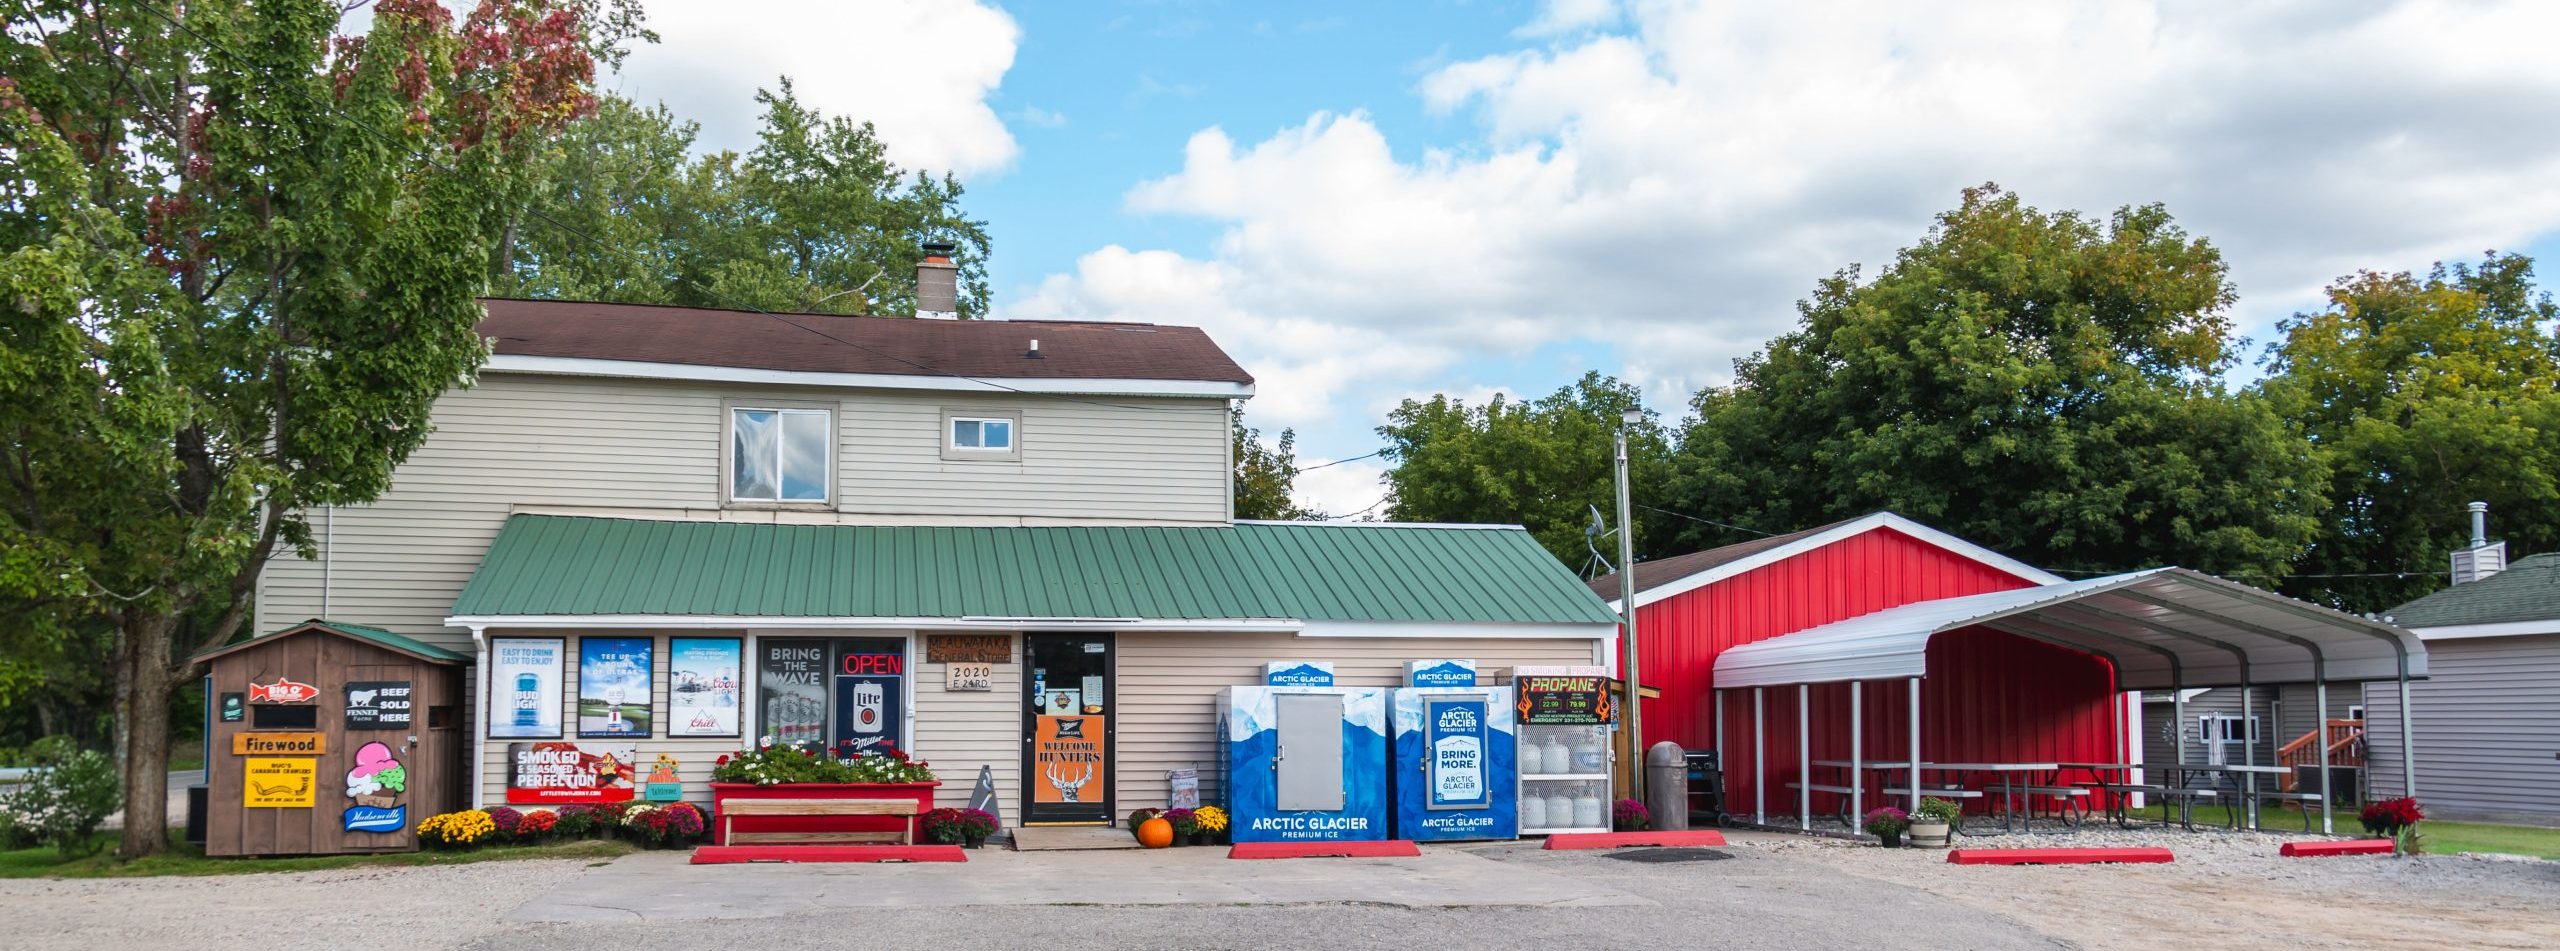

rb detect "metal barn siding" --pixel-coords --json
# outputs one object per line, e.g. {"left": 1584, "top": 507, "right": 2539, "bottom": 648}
{"left": 2364, "top": 633, "right": 2560, "bottom": 824}
{"left": 1713, "top": 628, "right": 2119, "bottom": 818}
{"left": 1631, "top": 526, "right": 2041, "bottom": 753}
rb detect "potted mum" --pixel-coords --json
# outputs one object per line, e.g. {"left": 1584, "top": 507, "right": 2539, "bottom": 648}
{"left": 1163, "top": 807, "right": 1200, "bottom": 846}
{"left": 1863, "top": 806, "right": 1911, "bottom": 847}
{"left": 1908, "top": 797, "right": 1959, "bottom": 848}
{"left": 2360, "top": 797, "right": 2426, "bottom": 855}
{"left": 1612, "top": 798, "right": 1651, "bottom": 832}
{"left": 709, "top": 741, "right": 938, "bottom": 845}
{"left": 1194, "top": 805, "right": 1230, "bottom": 845}
{"left": 922, "top": 807, "right": 1000, "bottom": 848}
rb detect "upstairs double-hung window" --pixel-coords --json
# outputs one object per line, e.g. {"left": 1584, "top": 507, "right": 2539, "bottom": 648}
{"left": 730, "top": 407, "right": 831, "bottom": 503}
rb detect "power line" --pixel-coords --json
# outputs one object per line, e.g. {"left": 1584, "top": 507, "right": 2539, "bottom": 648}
{"left": 120, "top": 1, "right": 1172, "bottom": 415}
{"left": 1293, "top": 450, "right": 1382, "bottom": 474}
{"left": 1637, "top": 504, "right": 1779, "bottom": 538}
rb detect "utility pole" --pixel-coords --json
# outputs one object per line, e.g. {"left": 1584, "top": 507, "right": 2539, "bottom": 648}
{"left": 1615, "top": 407, "right": 1644, "bottom": 800}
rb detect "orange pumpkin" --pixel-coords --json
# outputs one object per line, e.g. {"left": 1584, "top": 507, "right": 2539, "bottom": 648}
{"left": 1136, "top": 816, "right": 1175, "bottom": 849}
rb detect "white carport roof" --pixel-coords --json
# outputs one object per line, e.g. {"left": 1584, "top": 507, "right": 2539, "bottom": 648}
{"left": 1712, "top": 568, "right": 2427, "bottom": 691}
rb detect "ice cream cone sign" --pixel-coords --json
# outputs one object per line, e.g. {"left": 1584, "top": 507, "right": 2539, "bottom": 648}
{"left": 344, "top": 741, "right": 406, "bottom": 809}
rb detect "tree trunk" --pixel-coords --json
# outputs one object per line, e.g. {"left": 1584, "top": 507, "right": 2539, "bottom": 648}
{"left": 116, "top": 612, "right": 176, "bottom": 859}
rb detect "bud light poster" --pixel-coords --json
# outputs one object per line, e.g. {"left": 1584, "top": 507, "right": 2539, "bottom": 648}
{"left": 489, "top": 637, "right": 563, "bottom": 739}
{"left": 832, "top": 638, "right": 907, "bottom": 756}
{"left": 578, "top": 637, "right": 653, "bottom": 738}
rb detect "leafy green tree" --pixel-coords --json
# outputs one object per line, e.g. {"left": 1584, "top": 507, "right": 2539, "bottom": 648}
{"left": 2258, "top": 253, "right": 2560, "bottom": 611}
{"left": 1379, "top": 372, "right": 1675, "bottom": 570}
{"left": 497, "top": 83, "right": 992, "bottom": 317}
{"left": 1233, "top": 412, "right": 1316, "bottom": 521}
{"left": 1, "top": 0, "right": 602, "bottom": 856}
{"left": 1666, "top": 185, "right": 2325, "bottom": 581}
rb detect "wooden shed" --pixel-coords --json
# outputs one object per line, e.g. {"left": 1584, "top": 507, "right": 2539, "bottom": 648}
{"left": 197, "top": 619, "right": 469, "bottom": 856}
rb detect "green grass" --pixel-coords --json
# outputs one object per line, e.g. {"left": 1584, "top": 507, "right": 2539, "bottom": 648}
{"left": 2094, "top": 803, "right": 2560, "bottom": 860}
{"left": 0, "top": 827, "right": 636, "bottom": 879}
{"left": 2413, "top": 820, "right": 2560, "bottom": 860}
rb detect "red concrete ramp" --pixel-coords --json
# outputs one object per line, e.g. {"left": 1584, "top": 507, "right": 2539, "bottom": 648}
{"left": 690, "top": 845, "right": 967, "bottom": 864}
{"left": 1227, "top": 840, "right": 1421, "bottom": 859}
{"left": 1544, "top": 830, "right": 1730, "bottom": 850}
{"left": 1947, "top": 847, "right": 2173, "bottom": 866}
{"left": 2279, "top": 839, "right": 2395, "bottom": 858}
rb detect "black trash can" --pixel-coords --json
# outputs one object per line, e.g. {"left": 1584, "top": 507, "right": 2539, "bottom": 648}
{"left": 184, "top": 784, "right": 208, "bottom": 845}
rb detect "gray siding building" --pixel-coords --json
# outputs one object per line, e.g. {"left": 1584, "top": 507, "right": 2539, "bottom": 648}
{"left": 2367, "top": 553, "right": 2560, "bottom": 825}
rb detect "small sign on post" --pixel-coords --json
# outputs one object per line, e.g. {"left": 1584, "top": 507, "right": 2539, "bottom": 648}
{"left": 926, "top": 634, "right": 1011, "bottom": 665}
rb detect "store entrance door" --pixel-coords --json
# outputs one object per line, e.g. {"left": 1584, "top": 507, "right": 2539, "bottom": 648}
{"left": 1023, "top": 633, "right": 1114, "bottom": 825}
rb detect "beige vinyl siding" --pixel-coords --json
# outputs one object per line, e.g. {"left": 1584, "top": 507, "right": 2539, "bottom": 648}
{"left": 1110, "top": 633, "right": 1608, "bottom": 815}
{"left": 476, "top": 631, "right": 750, "bottom": 809}
{"left": 256, "top": 372, "right": 1232, "bottom": 649}
{"left": 913, "top": 634, "right": 1024, "bottom": 812}
{"left": 2365, "top": 634, "right": 2560, "bottom": 823}
{"left": 841, "top": 395, "right": 1229, "bottom": 522}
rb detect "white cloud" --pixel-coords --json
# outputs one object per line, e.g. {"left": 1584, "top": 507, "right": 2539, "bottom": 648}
{"left": 609, "top": 0, "right": 1021, "bottom": 176}
{"left": 1292, "top": 458, "right": 1391, "bottom": 521}
{"left": 1015, "top": 0, "right": 2560, "bottom": 425}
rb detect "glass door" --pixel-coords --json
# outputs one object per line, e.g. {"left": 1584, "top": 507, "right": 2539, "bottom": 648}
{"left": 1023, "top": 633, "right": 1114, "bottom": 825}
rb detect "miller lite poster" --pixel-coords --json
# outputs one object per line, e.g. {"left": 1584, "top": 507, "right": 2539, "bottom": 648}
{"left": 831, "top": 637, "right": 907, "bottom": 756}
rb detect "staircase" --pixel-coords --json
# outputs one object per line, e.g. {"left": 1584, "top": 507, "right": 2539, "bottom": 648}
{"left": 2277, "top": 719, "right": 2365, "bottom": 791}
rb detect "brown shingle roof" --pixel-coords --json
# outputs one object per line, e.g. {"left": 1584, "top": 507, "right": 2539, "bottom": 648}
{"left": 1588, "top": 516, "right": 1867, "bottom": 600}
{"left": 476, "top": 298, "right": 1254, "bottom": 385}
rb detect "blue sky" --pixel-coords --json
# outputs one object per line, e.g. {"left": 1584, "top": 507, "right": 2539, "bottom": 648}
{"left": 604, "top": 1, "right": 2560, "bottom": 517}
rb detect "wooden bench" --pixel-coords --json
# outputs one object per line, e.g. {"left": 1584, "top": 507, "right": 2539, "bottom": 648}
{"left": 2251, "top": 790, "right": 2325, "bottom": 831}
{"left": 719, "top": 798, "right": 920, "bottom": 846}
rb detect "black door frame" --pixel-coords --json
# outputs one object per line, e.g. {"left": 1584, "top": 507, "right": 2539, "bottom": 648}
{"left": 1021, "top": 632, "right": 1116, "bottom": 825}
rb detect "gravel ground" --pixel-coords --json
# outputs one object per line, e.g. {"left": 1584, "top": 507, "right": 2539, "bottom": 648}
{"left": 2, "top": 829, "right": 2551, "bottom": 951}
{"left": 1735, "top": 827, "right": 2560, "bottom": 950}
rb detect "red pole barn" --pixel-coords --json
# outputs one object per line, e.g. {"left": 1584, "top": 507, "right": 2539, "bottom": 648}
{"left": 1591, "top": 514, "right": 2124, "bottom": 822}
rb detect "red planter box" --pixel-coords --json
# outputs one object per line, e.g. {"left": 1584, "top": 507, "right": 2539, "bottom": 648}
{"left": 709, "top": 782, "right": 940, "bottom": 845}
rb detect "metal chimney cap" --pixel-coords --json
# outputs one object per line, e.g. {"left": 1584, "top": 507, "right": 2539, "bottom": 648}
{"left": 2468, "top": 501, "right": 2489, "bottom": 513}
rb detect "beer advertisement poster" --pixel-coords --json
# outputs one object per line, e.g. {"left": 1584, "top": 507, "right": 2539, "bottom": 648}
{"left": 758, "top": 640, "right": 828, "bottom": 749}
{"left": 830, "top": 637, "right": 907, "bottom": 756}
{"left": 506, "top": 741, "right": 637, "bottom": 804}
{"left": 490, "top": 637, "right": 563, "bottom": 738}
{"left": 577, "top": 637, "right": 653, "bottom": 738}
{"left": 668, "top": 637, "right": 741, "bottom": 738}
{"left": 1032, "top": 715, "right": 1106, "bottom": 804}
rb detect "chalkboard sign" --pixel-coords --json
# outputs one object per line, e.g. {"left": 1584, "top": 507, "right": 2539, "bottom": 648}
{"left": 344, "top": 680, "right": 414, "bottom": 730}
{"left": 1514, "top": 675, "right": 1619, "bottom": 726}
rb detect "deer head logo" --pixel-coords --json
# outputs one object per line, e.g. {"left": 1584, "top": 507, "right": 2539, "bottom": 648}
{"left": 1045, "top": 762, "right": 1093, "bottom": 802}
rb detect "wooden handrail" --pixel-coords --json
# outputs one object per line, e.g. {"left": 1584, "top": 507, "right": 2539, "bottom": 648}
{"left": 2278, "top": 719, "right": 2365, "bottom": 789}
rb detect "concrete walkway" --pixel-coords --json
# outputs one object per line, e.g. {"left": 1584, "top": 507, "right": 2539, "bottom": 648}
{"left": 510, "top": 844, "right": 1643, "bottom": 922}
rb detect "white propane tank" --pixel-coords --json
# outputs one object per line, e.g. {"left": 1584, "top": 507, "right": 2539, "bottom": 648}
{"left": 1573, "top": 788, "right": 1605, "bottom": 829}
{"left": 1521, "top": 792, "right": 1549, "bottom": 829}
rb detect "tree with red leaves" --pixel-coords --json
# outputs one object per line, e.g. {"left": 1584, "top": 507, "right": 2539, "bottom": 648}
{"left": 1, "top": 0, "right": 611, "bottom": 857}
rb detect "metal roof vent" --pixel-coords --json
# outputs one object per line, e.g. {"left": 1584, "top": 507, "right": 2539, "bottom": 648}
{"left": 2451, "top": 501, "right": 2507, "bottom": 585}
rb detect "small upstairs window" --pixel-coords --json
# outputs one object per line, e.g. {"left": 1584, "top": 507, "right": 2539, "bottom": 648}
{"left": 731, "top": 406, "right": 831, "bottom": 503}
{"left": 951, "top": 417, "right": 1012, "bottom": 451}
{"left": 942, "top": 410, "right": 1022, "bottom": 461}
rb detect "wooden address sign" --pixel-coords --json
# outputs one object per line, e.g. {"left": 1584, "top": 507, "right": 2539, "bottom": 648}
{"left": 925, "top": 634, "right": 1011, "bottom": 665}
{"left": 234, "top": 732, "right": 327, "bottom": 755}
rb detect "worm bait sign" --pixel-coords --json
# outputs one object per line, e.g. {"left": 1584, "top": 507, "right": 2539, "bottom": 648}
{"left": 243, "top": 758, "right": 317, "bottom": 808}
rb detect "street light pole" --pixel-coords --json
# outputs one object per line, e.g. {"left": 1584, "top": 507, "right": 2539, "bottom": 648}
{"left": 1615, "top": 407, "right": 1644, "bottom": 801}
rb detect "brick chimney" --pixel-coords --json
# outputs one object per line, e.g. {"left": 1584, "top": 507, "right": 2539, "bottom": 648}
{"left": 916, "top": 242, "right": 959, "bottom": 319}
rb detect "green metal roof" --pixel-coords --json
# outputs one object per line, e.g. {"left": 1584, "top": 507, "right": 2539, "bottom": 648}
{"left": 197, "top": 618, "right": 470, "bottom": 663}
{"left": 450, "top": 514, "right": 1621, "bottom": 626}
{"left": 2386, "top": 553, "right": 2560, "bottom": 628}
